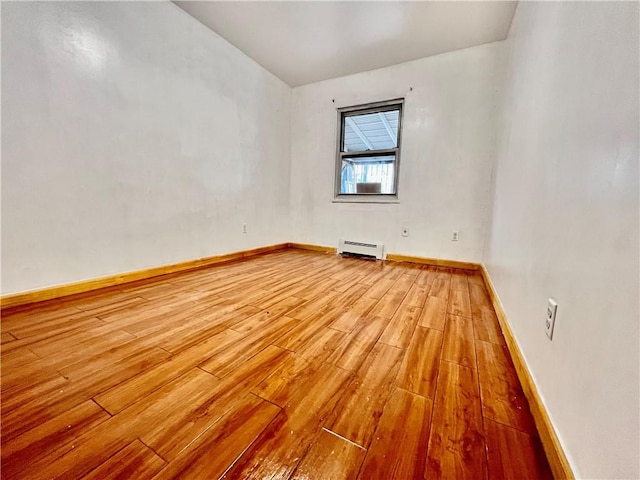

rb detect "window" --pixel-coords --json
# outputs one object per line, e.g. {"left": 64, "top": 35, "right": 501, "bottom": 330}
{"left": 335, "top": 99, "right": 403, "bottom": 200}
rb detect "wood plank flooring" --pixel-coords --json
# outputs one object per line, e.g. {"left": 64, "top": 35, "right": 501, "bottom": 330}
{"left": 1, "top": 249, "right": 552, "bottom": 479}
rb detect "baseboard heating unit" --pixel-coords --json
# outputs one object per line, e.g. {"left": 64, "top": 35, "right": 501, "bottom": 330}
{"left": 337, "top": 239, "right": 384, "bottom": 260}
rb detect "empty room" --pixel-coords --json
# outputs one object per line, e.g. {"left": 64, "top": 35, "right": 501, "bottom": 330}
{"left": 1, "top": 1, "right": 638, "bottom": 479}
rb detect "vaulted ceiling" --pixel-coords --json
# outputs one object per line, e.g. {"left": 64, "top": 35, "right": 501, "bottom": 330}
{"left": 174, "top": 1, "right": 518, "bottom": 87}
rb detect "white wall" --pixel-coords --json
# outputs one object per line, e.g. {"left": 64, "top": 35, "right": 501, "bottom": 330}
{"left": 290, "top": 43, "right": 502, "bottom": 262}
{"left": 1, "top": 2, "right": 292, "bottom": 294}
{"left": 484, "top": 2, "right": 639, "bottom": 478}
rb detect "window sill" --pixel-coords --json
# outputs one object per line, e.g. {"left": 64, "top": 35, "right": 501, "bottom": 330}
{"left": 332, "top": 195, "right": 399, "bottom": 204}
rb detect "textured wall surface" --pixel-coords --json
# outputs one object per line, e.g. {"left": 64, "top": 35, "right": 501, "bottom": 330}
{"left": 2, "top": 2, "right": 292, "bottom": 293}
{"left": 290, "top": 42, "right": 502, "bottom": 262}
{"left": 3, "top": 4, "right": 639, "bottom": 476}
{"left": 484, "top": 2, "right": 639, "bottom": 478}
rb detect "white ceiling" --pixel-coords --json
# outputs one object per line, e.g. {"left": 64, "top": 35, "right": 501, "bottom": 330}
{"left": 174, "top": 1, "right": 517, "bottom": 87}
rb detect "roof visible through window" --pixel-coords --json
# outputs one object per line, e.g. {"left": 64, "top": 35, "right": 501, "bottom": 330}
{"left": 343, "top": 110, "right": 399, "bottom": 152}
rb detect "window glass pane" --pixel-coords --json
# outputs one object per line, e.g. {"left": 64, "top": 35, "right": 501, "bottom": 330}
{"left": 342, "top": 109, "right": 399, "bottom": 152}
{"left": 340, "top": 155, "right": 396, "bottom": 194}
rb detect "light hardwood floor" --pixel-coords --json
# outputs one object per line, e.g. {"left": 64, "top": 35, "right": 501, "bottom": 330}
{"left": 1, "top": 249, "right": 552, "bottom": 479}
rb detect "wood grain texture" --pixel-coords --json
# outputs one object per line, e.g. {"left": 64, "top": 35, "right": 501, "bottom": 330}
{"left": 291, "top": 430, "right": 366, "bottom": 480}
{"left": 396, "top": 326, "right": 443, "bottom": 398}
{"left": 358, "top": 388, "right": 432, "bottom": 480}
{"left": 82, "top": 439, "right": 166, "bottom": 480}
{"left": 378, "top": 304, "right": 421, "bottom": 349}
{"left": 288, "top": 242, "right": 337, "bottom": 253}
{"left": 419, "top": 295, "right": 447, "bottom": 330}
{"left": 429, "top": 276, "right": 451, "bottom": 300}
{"left": 426, "top": 361, "right": 487, "bottom": 480}
{"left": 485, "top": 419, "right": 553, "bottom": 480}
{"left": 152, "top": 393, "right": 280, "bottom": 480}
{"left": 415, "top": 267, "right": 436, "bottom": 288}
{"left": 94, "top": 329, "right": 245, "bottom": 414}
{"left": 287, "top": 290, "right": 341, "bottom": 320}
{"left": 0, "top": 243, "right": 288, "bottom": 309}
{"left": 0, "top": 250, "right": 552, "bottom": 480}
{"left": 385, "top": 253, "right": 479, "bottom": 271}
{"left": 476, "top": 339, "right": 536, "bottom": 433}
{"left": 480, "top": 265, "right": 574, "bottom": 480}
{"left": 0, "top": 400, "right": 110, "bottom": 478}
{"left": 118, "top": 368, "right": 226, "bottom": 460}
{"left": 274, "top": 309, "right": 343, "bottom": 352}
{"left": 363, "top": 278, "right": 395, "bottom": 300}
{"left": 224, "top": 363, "right": 352, "bottom": 479}
{"left": 326, "top": 342, "right": 404, "bottom": 448}
{"left": 327, "top": 316, "right": 388, "bottom": 371}
{"left": 368, "top": 274, "right": 415, "bottom": 318}
{"left": 442, "top": 314, "right": 476, "bottom": 369}
{"left": 328, "top": 297, "right": 378, "bottom": 333}
{"left": 473, "top": 305, "right": 505, "bottom": 345}
{"left": 447, "top": 288, "right": 472, "bottom": 318}
{"left": 401, "top": 282, "right": 430, "bottom": 308}
{"left": 199, "top": 316, "right": 300, "bottom": 378}
{"left": 469, "top": 282, "right": 493, "bottom": 313}
{"left": 450, "top": 272, "right": 469, "bottom": 292}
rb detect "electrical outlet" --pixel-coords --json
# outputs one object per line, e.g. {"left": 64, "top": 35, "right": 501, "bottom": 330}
{"left": 545, "top": 298, "right": 558, "bottom": 340}
{"left": 451, "top": 231, "right": 459, "bottom": 241}
{"left": 242, "top": 224, "right": 247, "bottom": 234}
{"left": 401, "top": 226, "right": 409, "bottom": 237}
